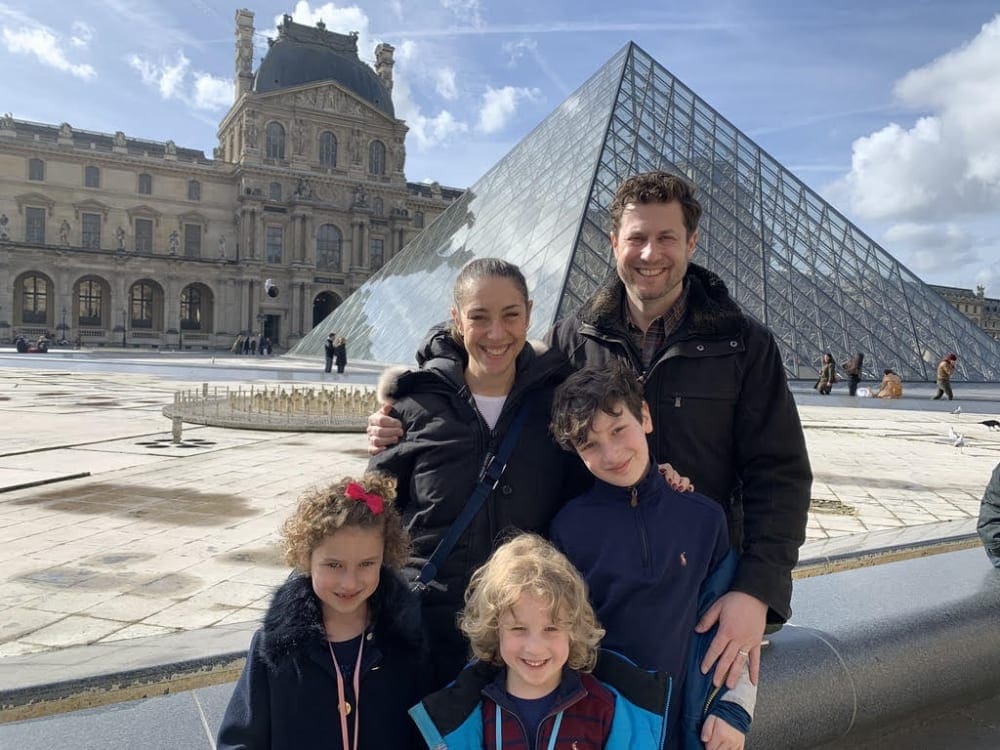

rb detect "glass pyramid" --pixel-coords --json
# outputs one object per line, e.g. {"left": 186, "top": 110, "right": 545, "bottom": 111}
{"left": 291, "top": 43, "right": 1000, "bottom": 381}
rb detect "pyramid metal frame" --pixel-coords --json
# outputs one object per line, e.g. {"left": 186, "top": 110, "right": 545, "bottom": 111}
{"left": 291, "top": 43, "right": 1000, "bottom": 381}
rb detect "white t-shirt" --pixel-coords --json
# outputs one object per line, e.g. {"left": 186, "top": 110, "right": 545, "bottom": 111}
{"left": 472, "top": 393, "right": 507, "bottom": 429}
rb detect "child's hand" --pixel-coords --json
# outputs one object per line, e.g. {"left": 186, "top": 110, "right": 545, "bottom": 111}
{"left": 658, "top": 462, "right": 694, "bottom": 492}
{"left": 701, "top": 714, "right": 745, "bottom": 750}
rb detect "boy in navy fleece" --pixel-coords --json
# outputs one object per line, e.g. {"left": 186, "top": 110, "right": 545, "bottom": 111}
{"left": 549, "top": 363, "right": 755, "bottom": 750}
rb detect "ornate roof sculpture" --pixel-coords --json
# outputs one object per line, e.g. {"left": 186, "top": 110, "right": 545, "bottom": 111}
{"left": 291, "top": 43, "right": 1000, "bottom": 380}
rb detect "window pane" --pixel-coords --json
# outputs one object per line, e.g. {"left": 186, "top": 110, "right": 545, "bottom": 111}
{"left": 85, "top": 166, "right": 100, "bottom": 187}
{"left": 28, "top": 158, "right": 44, "bottom": 181}
{"left": 316, "top": 223, "right": 342, "bottom": 269}
{"left": 22, "top": 275, "right": 47, "bottom": 323}
{"left": 266, "top": 122, "right": 285, "bottom": 159}
{"left": 187, "top": 180, "right": 201, "bottom": 201}
{"left": 319, "top": 131, "right": 337, "bottom": 166}
{"left": 78, "top": 280, "right": 103, "bottom": 326}
{"left": 368, "top": 140, "right": 385, "bottom": 174}
{"left": 373, "top": 197, "right": 383, "bottom": 216}
{"left": 82, "top": 213, "right": 101, "bottom": 249}
{"left": 181, "top": 287, "right": 202, "bottom": 330}
{"left": 138, "top": 173, "right": 152, "bottom": 194}
{"left": 266, "top": 225, "right": 283, "bottom": 264}
{"left": 370, "top": 238, "right": 384, "bottom": 270}
{"left": 413, "top": 211, "right": 424, "bottom": 229}
{"left": 269, "top": 182, "right": 282, "bottom": 201}
{"left": 135, "top": 218, "right": 153, "bottom": 252}
{"left": 25, "top": 207, "right": 45, "bottom": 243}
{"left": 131, "top": 283, "right": 153, "bottom": 328}
{"left": 184, "top": 224, "right": 201, "bottom": 257}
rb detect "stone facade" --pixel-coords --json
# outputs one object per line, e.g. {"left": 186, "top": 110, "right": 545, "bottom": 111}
{"left": 0, "top": 10, "right": 460, "bottom": 350}
{"left": 928, "top": 284, "right": 1000, "bottom": 341}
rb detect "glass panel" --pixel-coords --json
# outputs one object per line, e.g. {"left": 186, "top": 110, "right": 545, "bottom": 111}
{"left": 82, "top": 213, "right": 101, "bottom": 249}
{"left": 316, "top": 224, "right": 342, "bottom": 269}
{"left": 369, "top": 238, "right": 384, "bottom": 271}
{"left": 265, "top": 122, "right": 285, "bottom": 159}
{"left": 22, "top": 275, "right": 47, "bottom": 323}
{"left": 84, "top": 165, "right": 100, "bottom": 187}
{"left": 25, "top": 207, "right": 45, "bottom": 243}
{"left": 130, "top": 283, "right": 154, "bottom": 328}
{"left": 28, "top": 158, "right": 44, "bottom": 181}
{"left": 319, "top": 131, "right": 337, "bottom": 166}
{"left": 78, "top": 279, "right": 103, "bottom": 326}
{"left": 135, "top": 218, "right": 153, "bottom": 252}
{"left": 187, "top": 180, "right": 201, "bottom": 201}
{"left": 266, "top": 225, "right": 283, "bottom": 264}
{"left": 138, "top": 173, "right": 152, "bottom": 194}
{"left": 184, "top": 223, "right": 201, "bottom": 258}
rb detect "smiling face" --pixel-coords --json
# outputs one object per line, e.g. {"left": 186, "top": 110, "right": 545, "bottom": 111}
{"left": 611, "top": 200, "right": 697, "bottom": 323}
{"left": 309, "top": 525, "right": 384, "bottom": 636}
{"left": 498, "top": 592, "right": 570, "bottom": 699}
{"left": 451, "top": 275, "right": 531, "bottom": 396}
{"left": 574, "top": 400, "right": 653, "bottom": 488}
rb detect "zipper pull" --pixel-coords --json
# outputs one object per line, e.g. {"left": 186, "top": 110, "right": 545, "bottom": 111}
{"left": 630, "top": 486, "right": 638, "bottom": 508}
{"left": 674, "top": 395, "right": 681, "bottom": 408}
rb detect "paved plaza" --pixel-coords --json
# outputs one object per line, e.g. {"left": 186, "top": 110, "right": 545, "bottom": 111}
{"left": 0, "top": 350, "right": 996, "bottom": 664}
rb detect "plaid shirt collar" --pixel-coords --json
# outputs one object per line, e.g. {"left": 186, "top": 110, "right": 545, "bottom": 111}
{"left": 625, "top": 279, "right": 690, "bottom": 369}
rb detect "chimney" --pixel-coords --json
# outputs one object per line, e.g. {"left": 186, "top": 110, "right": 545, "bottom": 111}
{"left": 235, "top": 9, "right": 255, "bottom": 100}
{"left": 375, "top": 43, "right": 395, "bottom": 92}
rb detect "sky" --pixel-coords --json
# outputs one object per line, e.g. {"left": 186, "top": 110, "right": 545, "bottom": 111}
{"left": 2, "top": 0, "right": 999, "bottom": 291}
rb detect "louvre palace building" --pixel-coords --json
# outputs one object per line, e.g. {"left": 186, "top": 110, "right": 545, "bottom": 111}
{"left": 0, "top": 10, "right": 460, "bottom": 350}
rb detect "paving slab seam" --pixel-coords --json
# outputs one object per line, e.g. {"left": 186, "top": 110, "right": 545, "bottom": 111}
{"left": 0, "top": 472, "right": 91, "bottom": 495}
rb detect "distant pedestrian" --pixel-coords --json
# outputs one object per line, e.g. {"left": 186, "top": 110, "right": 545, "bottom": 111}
{"left": 242, "top": 335, "right": 250, "bottom": 355}
{"left": 876, "top": 369, "right": 903, "bottom": 399}
{"left": 250, "top": 335, "right": 258, "bottom": 355}
{"left": 335, "top": 336, "right": 347, "bottom": 374}
{"left": 932, "top": 353, "right": 958, "bottom": 401}
{"left": 324, "top": 332, "right": 336, "bottom": 373}
{"left": 841, "top": 352, "right": 864, "bottom": 396}
{"left": 264, "top": 336, "right": 273, "bottom": 355}
{"left": 231, "top": 334, "right": 244, "bottom": 355}
{"left": 216, "top": 473, "right": 428, "bottom": 749}
{"left": 816, "top": 352, "right": 837, "bottom": 395}
{"left": 977, "top": 463, "right": 1000, "bottom": 569}
{"left": 258, "top": 335, "right": 267, "bottom": 356}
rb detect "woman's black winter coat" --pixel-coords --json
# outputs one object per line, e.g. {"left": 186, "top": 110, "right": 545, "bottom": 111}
{"left": 216, "top": 569, "right": 428, "bottom": 750}
{"left": 369, "top": 329, "right": 589, "bottom": 687}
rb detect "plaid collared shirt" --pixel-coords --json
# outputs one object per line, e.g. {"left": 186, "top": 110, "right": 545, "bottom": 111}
{"left": 625, "top": 280, "right": 690, "bottom": 369}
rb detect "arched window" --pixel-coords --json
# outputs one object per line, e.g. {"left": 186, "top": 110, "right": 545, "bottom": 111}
{"left": 269, "top": 181, "right": 282, "bottom": 201}
{"left": 181, "top": 286, "right": 203, "bottom": 330}
{"left": 373, "top": 197, "right": 383, "bottom": 216}
{"left": 318, "top": 131, "right": 337, "bottom": 166}
{"left": 265, "top": 121, "right": 285, "bottom": 159}
{"left": 78, "top": 279, "right": 104, "bottom": 326}
{"left": 130, "top": 283, "right": 155, "bottom": 328}
{"left": 21, "top": 274, "right": 48, "bottom": 324}
{"left": 368, "top": 139, "right": 385, "bottom": 175}
{"left": 316, "top": 224, "right": 342, "bottom": 269}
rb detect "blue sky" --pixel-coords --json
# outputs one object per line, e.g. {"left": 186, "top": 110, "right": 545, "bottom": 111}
{"left": 2, "top": 0, "right": 999, "bottom": 290}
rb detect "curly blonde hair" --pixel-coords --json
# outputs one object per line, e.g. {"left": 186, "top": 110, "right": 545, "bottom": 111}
{"left": 458, "top": 533, "right": 604, "bottom": 672}
{"left": 281, "top": 472, "right": 409, "bottom": 573}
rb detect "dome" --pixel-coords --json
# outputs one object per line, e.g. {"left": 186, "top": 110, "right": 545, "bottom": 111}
{"left": 253, "top": 19, "right": 394, "bottom": 118}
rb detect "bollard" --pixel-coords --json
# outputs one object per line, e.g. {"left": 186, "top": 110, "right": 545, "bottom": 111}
{"left": 172, "top": 416, "right": 183, "bottom": 443}
{"left": 203, "top": 383, "right": 209, "bottom": 397}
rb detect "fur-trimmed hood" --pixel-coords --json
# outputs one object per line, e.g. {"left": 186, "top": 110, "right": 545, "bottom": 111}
{"left": 577, "top": 263, "right": 745, "bottom": 339}
{"left": 258, "top": 567, "right": 423, "bottom": 669}
{"left": 376, "top": 324, "right": 567, "bottom": 404}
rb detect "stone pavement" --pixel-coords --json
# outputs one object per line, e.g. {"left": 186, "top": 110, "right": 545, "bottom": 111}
{"left": 0, "top": 351, "right": 997, "bottom": 678}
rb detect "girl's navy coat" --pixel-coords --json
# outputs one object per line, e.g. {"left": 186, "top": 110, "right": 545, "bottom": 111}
{"left": 217, "top": 568, "right": 428, "bottom": 750}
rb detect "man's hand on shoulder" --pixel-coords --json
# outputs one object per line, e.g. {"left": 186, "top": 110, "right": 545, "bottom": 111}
{"left": 366, "top": 402, "right": 404, "bottom": 456}
{"left": 695, "top": 591, "right": 767, "bottom": 688}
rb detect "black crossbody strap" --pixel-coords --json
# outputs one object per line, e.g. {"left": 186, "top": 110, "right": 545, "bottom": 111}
{"left": 414, "top": 394, "right": 535, "bottom": 590}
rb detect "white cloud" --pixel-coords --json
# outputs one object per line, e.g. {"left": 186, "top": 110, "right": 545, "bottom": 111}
{"left": 69, "top": 21, "right": 93, "bottom": 49}
{"left": 883, "top": 222, "right": 979, "bottom": 274}
{"left": 2, "top": 26, "right": 95, "bottom": 80}
{"left": 435, "top": 68, "right": 457, "bottom": 100}
{"left": 831, "top": 14, "right": 1000, "bottom": 222}
{"left": 128, "top": 52, "right": 232, "bottom": 111}
{"left": 392, "top": 39, "right": 468, "bottom": 149}
{"left": 440, "top": 0, "right": 483, "bottom": 27}
{"left": 476, "top": 85, "right": 538, "bottom": 134}
{"left": 502, "top": 37, "right": 536, "bottom": 66}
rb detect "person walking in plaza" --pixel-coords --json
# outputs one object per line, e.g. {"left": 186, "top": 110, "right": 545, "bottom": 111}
{"left": 324, "top": 332, "right": 337, "bottom": 373}
{"left": 335, "top": 336, "right": 348, "bottom": 374}
{"left": 231, "top": 334, "right": 244, "bottom": 355}
{"left": 816, "top": 352, "right": 837, "bottom": 395}
{"left": 368, "top": 173, "right": 812, "bottom": 691}
{"left": 841, "top": 352, "right": 864, "bottom": 396}
{"left": 217, "top": 473, "right": 428, "bottom": 750}
{"left": 933, "top": 353, "right": 958, "bottom": 400}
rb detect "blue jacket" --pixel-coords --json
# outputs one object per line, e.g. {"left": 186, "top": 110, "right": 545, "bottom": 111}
{"left": 409, "top": 650, "right": 672, "bottom": 750}
{"left": 550, "top": 460, "right": 752, "bottom": 748}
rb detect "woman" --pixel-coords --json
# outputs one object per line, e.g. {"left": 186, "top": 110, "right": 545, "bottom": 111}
{"left": 876, "top": 369, "right": 903, "bottom": 399}
{"left": 368, "top": 258, "right": 590, "bottom": 688}
{"left": 817, "top": 352, "right": 837, "bottom": 395}
{"left": 334, "top": 336, "right": 347, "bottom": 374}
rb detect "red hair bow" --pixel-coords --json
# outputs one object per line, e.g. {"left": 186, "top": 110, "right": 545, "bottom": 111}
{"left": 345, "top": 482, "right": 385, "bottom": 515}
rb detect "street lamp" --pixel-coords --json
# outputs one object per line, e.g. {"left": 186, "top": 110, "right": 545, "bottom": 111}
{"left": 59, "top": 306, "right": 67, "bottom": 344}
{"left": 121, "top": 308, "right": 127, "bottom": 348}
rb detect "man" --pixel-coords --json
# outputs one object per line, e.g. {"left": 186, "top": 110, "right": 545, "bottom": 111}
{"left": 324, "top": 332, "right": 336, "bottom": 374}
{"left": 368, "top": 172, "right": 811, "bottom": 689}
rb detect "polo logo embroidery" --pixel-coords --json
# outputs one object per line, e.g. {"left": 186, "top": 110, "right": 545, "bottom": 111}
{"left": 680, "top": 552, "right": 687, "bottom": 566}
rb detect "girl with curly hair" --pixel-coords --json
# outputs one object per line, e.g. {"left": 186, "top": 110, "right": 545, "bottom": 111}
{"left": 218, "top": 472, "right": 428, "bottom": 750}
